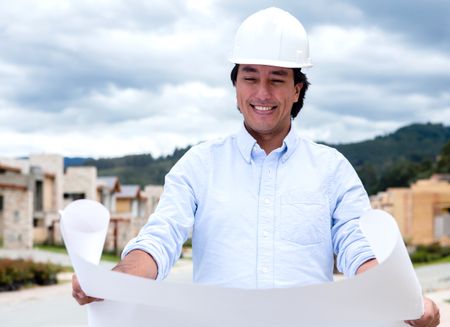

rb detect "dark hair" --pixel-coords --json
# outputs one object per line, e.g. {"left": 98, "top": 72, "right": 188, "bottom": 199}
{"left": 230, "top": 64, "right": 310, "bottom": 119}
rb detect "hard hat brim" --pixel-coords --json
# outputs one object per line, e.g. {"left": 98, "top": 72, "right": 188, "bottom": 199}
{"left": 228, "top": 57, "right": 313, "bottom": 69}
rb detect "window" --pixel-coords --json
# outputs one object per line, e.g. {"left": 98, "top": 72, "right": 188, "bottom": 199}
{"left": 14, "top": 211, "right": 20, "bottom": 222}
{"left": 63, "top": 193, "right": 86, "bottom": 201}
{"left": 34, "top": 180, "right": 43, "bottom": 211}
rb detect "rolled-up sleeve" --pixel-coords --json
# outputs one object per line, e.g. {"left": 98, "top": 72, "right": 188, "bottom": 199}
{"left": 122, "top": 146, "right": 207, "bottom": 280}
{"left": 330, "top": 151, "right": 375, "bottom": 277}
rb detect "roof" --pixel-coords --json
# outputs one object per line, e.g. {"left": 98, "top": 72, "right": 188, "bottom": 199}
{"left": 433, "top": 174, "right": 450, "bottom": 182}
{"left": 116, "top": 185, "right": 141, "bottom": 199}
{"left": 0, "top": 183, "right": 27, "bottom": 191}
{"left": 44, "top": 172, "right": 55, "bottom": 179}
{"left": 97, "top": 176, "right": 121, "bottom": 192}
{"left": 0, "top": 163, "right": 22, "bottom": 174}
{"left": 139, "top": 190, "right": 148, "bottom": 200}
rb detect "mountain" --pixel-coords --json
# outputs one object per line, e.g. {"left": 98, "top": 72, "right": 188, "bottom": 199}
{"left": 64, "top": 157, "right": 92, "bottom": 167}
{"left": 68, "top": 122, "right": 450, "bottom": 194}
{"left": 329, "top": 123, "right": 450, "bottom": 170}
{"left": 82, "top": 147, "right": 190, "bottom": 186}
{"left": 328, "top": 123, "right": 450, "bottom": 194}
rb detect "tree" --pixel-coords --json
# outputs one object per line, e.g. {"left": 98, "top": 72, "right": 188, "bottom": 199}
{"left": 435, "top": 141, "right": 450, "bottom": 173}
{"left": 357, "top": 163, "right": 379, "bottom": 195}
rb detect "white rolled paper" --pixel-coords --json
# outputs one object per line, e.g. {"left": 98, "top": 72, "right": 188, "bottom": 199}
{"left": 60, "top": 201, "right": 423, "bottom": 327}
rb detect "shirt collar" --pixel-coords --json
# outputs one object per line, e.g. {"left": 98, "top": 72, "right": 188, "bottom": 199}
{"left": 237, "top": 124, "right": 257, "bottom": 163}
{"left": 236, "top": 123, "right": 299, "bottom": 164}
{"left": 281, "top": 125, "right": 299, "bottom": 163}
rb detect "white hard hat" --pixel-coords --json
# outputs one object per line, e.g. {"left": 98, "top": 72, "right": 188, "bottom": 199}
{"left": 229, "top": 7, "right": 312, "bottom": 68}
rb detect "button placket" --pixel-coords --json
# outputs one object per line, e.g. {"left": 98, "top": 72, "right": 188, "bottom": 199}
{"left": 256, "top": 156, "right": 277, "bottom": 287}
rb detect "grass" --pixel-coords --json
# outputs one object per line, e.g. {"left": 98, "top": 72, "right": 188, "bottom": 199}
{"left": 35, "top": 244, "right": 121, "bottom": 263}
{"left": 412, "top": 255, "right": 450, "bottom": 268}
{"left": 34, "top": 244, "right": 450, "bottom": 267}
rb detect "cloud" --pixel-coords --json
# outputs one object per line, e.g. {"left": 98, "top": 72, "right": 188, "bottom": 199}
{"left": 306, "top": 24, "right": 450, "bottom": 123}
{"left": 0, "top": 0, "right": 234, "bottom": 110}
{"left": 296, "top": 107, "right": 402, "bottom": 144}
{"left": 343, "top": 0, "right": 450, "bottom": 51}
{"left": 0, "top": 0, "right": 448, "bottom": 158}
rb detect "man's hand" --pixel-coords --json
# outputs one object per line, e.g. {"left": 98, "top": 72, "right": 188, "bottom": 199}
{"left": 72, "top": 249, "right": 158, "bottom": 305}
{"left": 356, "top": 259, "right": 440, "bottom": 327}
{"left": 355, "top": 258, "right": 378, "bottom": 274}
{"left": 405, "top": 297, "right": 440, "bottom": 327}
{"left": 72, "top": 274, "right": 103, "bottom": 305}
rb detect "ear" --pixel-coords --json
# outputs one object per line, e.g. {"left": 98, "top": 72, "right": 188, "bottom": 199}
{"left": 294, "top": 83, "right": 303, "bottom": 102}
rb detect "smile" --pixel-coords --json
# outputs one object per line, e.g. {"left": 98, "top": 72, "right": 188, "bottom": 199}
{"left": 252, "top": 105, "right": 276, "bottom": 112}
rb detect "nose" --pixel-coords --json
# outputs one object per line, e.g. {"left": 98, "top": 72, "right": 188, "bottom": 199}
{"left": 255, "top": 82, "right": 271, "bottom": 100}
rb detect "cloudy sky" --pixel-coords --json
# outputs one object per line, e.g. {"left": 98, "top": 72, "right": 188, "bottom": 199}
{"left": 1, "top": 0, "right": 449, "bottom": 158}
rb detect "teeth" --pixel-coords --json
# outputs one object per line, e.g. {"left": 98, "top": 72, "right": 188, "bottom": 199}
{"left": 254, "top": 106, "right": 273, "bottom": 111}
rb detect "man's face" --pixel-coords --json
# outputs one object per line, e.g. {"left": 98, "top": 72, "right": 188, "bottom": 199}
{"left": 235, "top": 64, "right": 302, "bottom": 141}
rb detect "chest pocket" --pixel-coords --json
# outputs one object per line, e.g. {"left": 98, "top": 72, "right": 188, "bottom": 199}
{"left": 279, "top": 192, "right": 330, "bottom": 245}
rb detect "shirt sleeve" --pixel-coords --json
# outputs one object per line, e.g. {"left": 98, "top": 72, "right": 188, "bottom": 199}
{"left": 121, "top": 145, "right": 207, "bottom": 280}
{"left": 330, "top": 150, "right": 375, "bottom": 277}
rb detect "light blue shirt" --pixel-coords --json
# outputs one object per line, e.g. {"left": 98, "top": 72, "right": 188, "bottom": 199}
{"left": 123, "top": 125, "right": 374, "bottom": 288}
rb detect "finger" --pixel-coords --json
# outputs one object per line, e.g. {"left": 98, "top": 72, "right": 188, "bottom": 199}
{"left": 72, "top": 274, "right": 85, "bottom": 301}
{"left": 424, "top": 298, "right": 439, "bottom": 327}
{"left": 72, "top": 274, "right": 83, "bottom": 293}
{"left": 428, "top": 309, "right": 440, "bottom": 327}
{"left": 71, "top": 274, "right": 103, "bottom": 305}
{"left": 72, "top": 289, "right": 103, "bottom": 305}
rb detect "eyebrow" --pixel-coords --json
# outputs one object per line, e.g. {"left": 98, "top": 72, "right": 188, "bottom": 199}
{"left": 240, "top": 66, "right": 289, "bottom": 76}
{"left": 270, "top": 70, "right": 288, "bottom": 76}
{"left": 241, "top": 66, "right": 258, "bottom": 73}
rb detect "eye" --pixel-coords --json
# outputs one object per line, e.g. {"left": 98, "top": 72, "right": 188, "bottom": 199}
{"left": 243, "top": 77, "right": 256, "bottom": 82}
{"left": 271, "top": 79, "right": 285, "bottom": 84}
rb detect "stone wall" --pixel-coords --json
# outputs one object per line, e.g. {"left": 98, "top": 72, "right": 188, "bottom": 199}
{"left": 144, "top": 185, "right": 163, "bottom": 218}
{"left": 63, "top": 166, "right": 97, "bottom": 203}
{"left": 104, "top": 219, "right": 134, "bottom": 254}
{"left": 1, "top": 187, "right": 33, "bottom": 249}
{"left": 0, "top": 157, "right": 30, "bottom": 174}
{"left": 29, "top": 154, "right": 63, "bottom": 211}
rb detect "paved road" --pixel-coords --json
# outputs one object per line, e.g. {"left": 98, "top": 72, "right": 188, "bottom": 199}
{"left": 1, "top": 249, "right": 449, "bottom": 326}
{"left": 0, "top": 250, "right": 192, "bottom": 327}
{"left": 415, "top": 263, "right": 450, "bottom": 292}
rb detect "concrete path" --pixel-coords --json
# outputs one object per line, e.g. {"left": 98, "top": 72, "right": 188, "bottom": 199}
{"left": 0, "top": 248, "right": 116, "bottom": 269}
{"left": 1, "top": 249, "right": 449, "bottom": 326}
{"left": 0, "top": 250, "right": 192, "bottom": 327}
{"left": 415, "top": 262, "right": 450, "bottom": 292}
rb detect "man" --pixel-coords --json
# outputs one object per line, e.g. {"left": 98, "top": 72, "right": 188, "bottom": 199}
{"left": 73, "top": 7, "right": 439, "bottom": 326}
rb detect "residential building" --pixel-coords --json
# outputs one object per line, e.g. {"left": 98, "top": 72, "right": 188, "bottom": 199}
{"left": 96, "top": 176, "right": 121, "bottom": 213}
{"left": 0, "top": 154, "right": 163, "bottom": 252}
{"left": 0, "top": 154, "right": 63, "bottom": 248}
{"left": 143, "top": 185, "right": 163, "bottom": 218}
{"left": 106, "top": 185, "right": 148, "bottom": 253}
{"left": 63, "top": 166, "right": 97, "bottom": 205}
{"left": 29, "top": 154, "right": 64, "bottom": 244}
{"left": 371, "top": 174, "right": 450, "bottom": 245}
{"left": 0, "top": 162, "right": 33, "bottom": 249}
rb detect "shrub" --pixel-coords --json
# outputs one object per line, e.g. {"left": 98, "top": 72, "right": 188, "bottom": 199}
{"left": 0, "top": 259, "right": 63, "bottom": 292}
{"left": 410, "top": 243, "right": 450, "bottom": 263}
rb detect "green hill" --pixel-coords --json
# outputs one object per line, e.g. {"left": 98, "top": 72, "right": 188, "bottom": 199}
{"left": 82, "top": 147, "right": 190, "bottom": 186}
{"left": 72, "top": 122, "right": 450, "bottom": 194}
{"left": 329, "top": 123, "right": 450, "bottom": 194}
{"left": 330, "top": 123, "right": 450, "bottom": 169}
